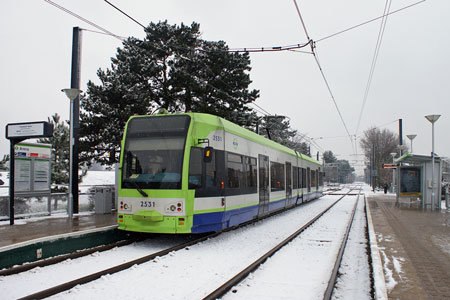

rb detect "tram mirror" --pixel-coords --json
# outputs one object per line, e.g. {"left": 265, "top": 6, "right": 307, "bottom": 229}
{"left": 204, "top": 147, "right": 213, "bottom": 163}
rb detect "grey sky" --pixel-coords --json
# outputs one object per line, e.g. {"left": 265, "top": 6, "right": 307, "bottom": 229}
{"left": 1, "top": 0, "right": 449, "bottom": 175}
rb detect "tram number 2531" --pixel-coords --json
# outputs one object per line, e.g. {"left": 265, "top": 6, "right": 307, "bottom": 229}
{"left": 140, "top": 201, "right": 156, "bottom": 208}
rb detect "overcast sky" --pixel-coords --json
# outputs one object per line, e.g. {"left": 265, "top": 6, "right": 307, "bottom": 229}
{"left": 1, "top": 0, "right": 449, "bottom": 175}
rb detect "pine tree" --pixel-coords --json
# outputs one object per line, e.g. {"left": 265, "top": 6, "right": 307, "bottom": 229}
{"left": 80, "top": 21, "right": 260, "bottom": 165}
{"left": 38, "top": 113, "right": 69, "bottom": 192}
{"left": 323, "top": 151, "right": 338, "bottom": 163}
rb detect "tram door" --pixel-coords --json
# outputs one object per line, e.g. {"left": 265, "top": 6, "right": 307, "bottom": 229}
{"left": 258, "top": 155, "right": 270, "bottom": 217}
{"left": 285, "top": 162, "right": 292, "bottom": 207}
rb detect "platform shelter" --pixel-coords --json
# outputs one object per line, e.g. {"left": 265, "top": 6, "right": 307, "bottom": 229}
{"left": 394, "top": 153, "right": 442, "bottom": 210}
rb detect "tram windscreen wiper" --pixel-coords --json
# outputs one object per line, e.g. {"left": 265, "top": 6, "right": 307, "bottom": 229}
{"left": 130, "top": 181, "right": 148, "bottom": 197}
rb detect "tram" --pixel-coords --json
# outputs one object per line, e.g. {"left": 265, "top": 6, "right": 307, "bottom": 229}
{"left": 118, "top": 112, "right": 323, "bottom": 233}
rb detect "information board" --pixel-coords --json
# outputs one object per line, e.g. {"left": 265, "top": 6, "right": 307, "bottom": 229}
{"left": 400, "top": 166, "right": 422, "bottom": 197}
{"left": 14, "top": 143, "right": 51, "bottom": 195}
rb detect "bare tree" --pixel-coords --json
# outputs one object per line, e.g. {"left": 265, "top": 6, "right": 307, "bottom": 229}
{"left": 359, "top": 127, "right": 398, "bottom": 187}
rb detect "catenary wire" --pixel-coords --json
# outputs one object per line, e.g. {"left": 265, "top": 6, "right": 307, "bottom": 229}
{"left": 316, "top": 0, "right": 426, "bottom": 43}
{"left": 104, "top": 0, "right": 146, "bottom": 29}
{"left": 43, "top": 0, "right": 124, "bottom": 41}
{"left": 355, "top": 0, "right": 392, "bottom": 135}
{"left": 292, "top": 0, "right": 354, "bottom": 154}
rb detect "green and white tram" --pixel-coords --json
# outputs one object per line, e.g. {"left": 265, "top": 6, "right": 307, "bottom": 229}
{"left": 118, "top": 112, "right": 323, "bottom": 233}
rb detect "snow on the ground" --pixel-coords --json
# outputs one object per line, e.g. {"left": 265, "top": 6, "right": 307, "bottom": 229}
{"left": 221, "top": 194, "right": 369, "bottom": 300}
{"left": 380, "top": 249, "right": 397, "bottom": 292}
{"left": 332, "top": 192, "right": 371, "bottom": 299}
{"left": 0, "top": 235, "right": 192, "bottom": 300}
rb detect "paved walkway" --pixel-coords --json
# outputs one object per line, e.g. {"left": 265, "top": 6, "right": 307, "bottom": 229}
{"left": 368, "top": 193, "right": 450, "bottom": 300}
{"left": 0, "top": 213, "right": 117, "bottom": 248}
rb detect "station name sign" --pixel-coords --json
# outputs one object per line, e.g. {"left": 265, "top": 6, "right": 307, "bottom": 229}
{"left": 6, "top": 121, "right": 53, "bottom": 140}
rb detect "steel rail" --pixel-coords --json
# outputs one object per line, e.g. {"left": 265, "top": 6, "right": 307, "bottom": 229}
{"left": 0, "top": 236, "right": 143, "bottom": 276}
{"left": 17, "top": 232, "right": 220, "bottom": 300}
{"left": 203, "top": 189, "right": 355, "bottom": 300}
{"left": 323, "top": 187, "right": 362, "bottom": 300}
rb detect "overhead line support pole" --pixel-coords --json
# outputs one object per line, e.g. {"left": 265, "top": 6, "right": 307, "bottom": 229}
{"left": 70, "top": 27, "right": 82, "bottom": 215}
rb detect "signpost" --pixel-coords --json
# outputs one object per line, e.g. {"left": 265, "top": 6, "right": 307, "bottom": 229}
{"left": 5, "top": 121, "right": 53, "bottom": 225}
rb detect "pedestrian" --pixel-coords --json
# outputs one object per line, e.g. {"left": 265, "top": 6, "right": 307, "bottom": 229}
{"left": 383, "top": 183, "right": 388, "bottom": 194}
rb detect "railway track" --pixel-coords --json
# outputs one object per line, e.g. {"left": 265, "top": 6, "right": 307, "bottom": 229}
{"left": 16, "top": 232, "right": 219, "bottom": 300}
{"left": 0, "top": 236, "right": 144, "bottom": 277}
{"left": 8, "top": 190, "right": 365, "bottom": 299}
{"left": 203, "top": 187, "right": 363, "bottom": 300}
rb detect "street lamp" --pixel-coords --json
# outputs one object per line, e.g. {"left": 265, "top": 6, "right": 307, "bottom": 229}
{"left": 390, "top": 152, "right": 397, "bottom": 193}
{"left": 406, "top": 134, "right": 417, "bottom": 153}
{"left": 425, "top": 114, "right": 441, "bottom": 210}
{"left": 62, "top": 88, "right": 82, "bottom": 218}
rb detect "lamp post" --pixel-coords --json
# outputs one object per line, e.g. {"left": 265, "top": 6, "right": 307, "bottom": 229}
{"left": 390, "top": 152, "right": 397, "bottom": 193}
{"left": 406, "top": 134, "right": 417, "bottom": 153}
{"left": 425, "top": 114, "right": 441, "bottom": 210}
{"left": 62, "top": 88, "right": 82, "bottom": 218}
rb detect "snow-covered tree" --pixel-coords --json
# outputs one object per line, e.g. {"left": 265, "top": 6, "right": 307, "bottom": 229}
{"left": 80, "top": 21, "right": 260, "bottom": 165}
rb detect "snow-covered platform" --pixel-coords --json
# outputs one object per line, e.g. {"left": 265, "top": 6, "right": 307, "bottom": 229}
{"left": 0, "top": 213, "right": 121, "bottom": 269}
{"left": 367, "top": 193, "right": 450, "bottom": 299}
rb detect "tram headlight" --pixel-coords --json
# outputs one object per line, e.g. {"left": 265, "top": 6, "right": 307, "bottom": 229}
{"left": 165, "top": 201, "right": 184, "bottom": 214}
{"left": 120, "top": 200, "right": 132, "bottom": 212}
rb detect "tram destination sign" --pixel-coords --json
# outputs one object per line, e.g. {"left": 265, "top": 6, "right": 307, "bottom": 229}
{"left": 6, "top": 121, "right": 53, "bottom": 140}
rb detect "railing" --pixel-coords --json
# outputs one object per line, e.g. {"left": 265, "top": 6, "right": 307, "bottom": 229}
{"left": 0, "top": 185, "right": 115, "bottom": 221}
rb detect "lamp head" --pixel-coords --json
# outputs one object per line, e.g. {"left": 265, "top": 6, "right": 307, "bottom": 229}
{"left": 406, "top": 134, "right": 417, "bottom": 141}
{"left": 61, "top": 88, "right": 82, "bottom": 101}
{"left": 425, "top": 114, "right": 441, "bottom": 124}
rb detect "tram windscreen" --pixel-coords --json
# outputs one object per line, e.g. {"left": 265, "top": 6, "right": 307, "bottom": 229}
{"left": 122, "top": 115, "right": 190, "bottom": 189}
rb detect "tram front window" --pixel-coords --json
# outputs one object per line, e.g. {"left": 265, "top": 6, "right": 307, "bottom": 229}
{"left": 122, "top": 116, "right": 190, "bottom": 190}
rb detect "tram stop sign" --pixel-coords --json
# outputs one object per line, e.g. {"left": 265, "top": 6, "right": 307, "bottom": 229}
{"left": 5, "top": 121, "right": 53, "bottom": 225}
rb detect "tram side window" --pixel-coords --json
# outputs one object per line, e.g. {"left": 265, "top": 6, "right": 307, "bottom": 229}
{"left": 311, "top": 169, "right": 317, "bottom": 187}
{"left": 228, "top": 153, "right": 244, "bottom": 189}
{"left": 301, "top": 168, "right": 306, "bottom": 189}
{"left": 270, "top": 162, "right": 285, "bottom": 192}
{"left": 319, "top": 171, "right": 324, "bottom": 187}
{"left": 293, "top": 166, "right": 299, "bottom": 189}
{"left": 245, "top": 157, "right": 257, "bottom": 192}
{"left": 188, "top": 147, "right": 203, "bottom": 189}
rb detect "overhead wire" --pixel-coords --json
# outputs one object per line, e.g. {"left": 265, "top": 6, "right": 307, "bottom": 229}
{"left": 316, "top": 0, "right": 426, "bottom": 43}
{"left": 43, "top": 0, "right": 124, "bottom": 41}
{"left": 104, "top": 0, "right": 146, "bottom": 29}
{"left": 292, "top": 0, "right": 354, "bottom": 154}
{"left": 355, "top": 0, "right": 392, "bottom": 135}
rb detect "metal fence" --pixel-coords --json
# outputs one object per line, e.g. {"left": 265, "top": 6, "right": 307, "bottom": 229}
{"left": 0, "top": 185, "right": 115, "bottom": 221}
